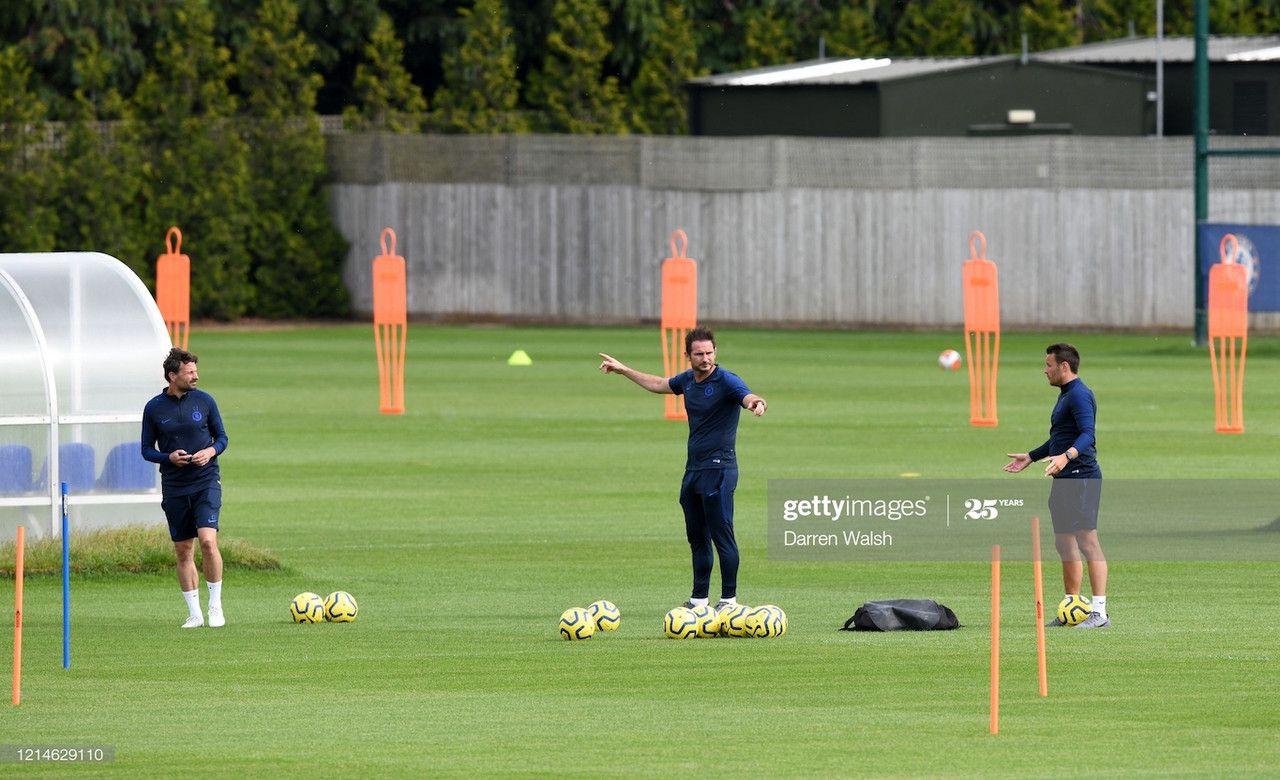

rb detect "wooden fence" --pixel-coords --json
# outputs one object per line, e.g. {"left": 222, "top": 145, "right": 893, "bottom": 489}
{"left": 325, "top": 134, "right": 1280, "bottom": 331}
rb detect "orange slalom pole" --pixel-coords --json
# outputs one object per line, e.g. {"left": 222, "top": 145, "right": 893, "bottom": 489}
{"left": 660, "top": 230, "right": 697, "bottom": 421}
{"left": 156, "top": 227, "right": 191, "bottom": 349}
{"left": 963, "top": 231, "right": 1000, "bottom": 427}
{"left": 1032, "top": 517, "right": 1048, "bottom": 697}
{"left": 990, "top": 544, "right": 1000, "bottom": 734}
{"left": 1208, "top": 234, "right": 1247, "bottom": 433}
{"left": 13, "top": 526, "right": 23, "bottom": 705}
{"left": 372, "top": 228, "right": 408, "bottom": 414}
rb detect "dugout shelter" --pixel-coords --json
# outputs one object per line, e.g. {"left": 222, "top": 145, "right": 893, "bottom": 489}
{"left": 0, "top": 252, "right": 171, "bottom": 540}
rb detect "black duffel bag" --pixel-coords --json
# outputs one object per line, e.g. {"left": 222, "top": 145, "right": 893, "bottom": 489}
{"left": 841, "top": 599, "right": 960, "bottom": 631}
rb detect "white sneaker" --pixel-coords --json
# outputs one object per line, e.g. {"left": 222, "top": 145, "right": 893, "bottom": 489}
{"left": 208, "top": 606, "right": 225, "bottom": 628}
{"left": 1074, "top": 611, "right": 1111, "bottom": 629}
{"left": 181, "top": 615, "right": 204, "bottom": 628}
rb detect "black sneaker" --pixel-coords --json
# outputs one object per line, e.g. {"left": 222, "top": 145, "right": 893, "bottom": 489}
{"left": 1045, "top": 616, "right": 1066, "bottom": 627}
{"left": 1074, "top": 611, "right": 1111, "bottom": 629}
{"left": 714, "top": 600, "right": 738, "bottom": 613}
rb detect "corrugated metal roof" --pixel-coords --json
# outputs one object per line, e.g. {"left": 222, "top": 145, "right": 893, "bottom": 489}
{"left": 689, "top": 56, "right": 1006, "bottom": 87}
{"left": 1032, "top": 35, "right": 1280, "bottom": 64}
{"left": 686, "top": 36, "right": 1280, "bottom": 90}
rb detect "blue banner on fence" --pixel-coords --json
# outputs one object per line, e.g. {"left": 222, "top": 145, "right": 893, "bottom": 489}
{"left": 1197, "top": 223, "right": 1280, "bottom": 311}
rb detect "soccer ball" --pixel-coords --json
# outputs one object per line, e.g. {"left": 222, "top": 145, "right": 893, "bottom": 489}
{"left": 290, "top": 592, "right": 325, "bottom": 624}
{"left": 688, "top": 605, "right": 722, "bottom": 638}
{"left": 559, "top": 607, "right": 595, "bottom": 640}
{"left": 938, "top": 349, "right": 962, "bottom": 370}
{"left": 745, "top": 605, "right": 787, "bottom": 638}
{"left": 587, "top": 600, "right": 621, "bottom": 631}
{"left": 324, "top": 591, "right": 358, "bottom": 623}
{"left": 663, "top": 607, "right": 699, "bottom": 639}
{"left": 717, "top": 604, "right": 752, "bottom": 637}
{"left": 1057, "top": 595, "right": 1092, "bottom": 626}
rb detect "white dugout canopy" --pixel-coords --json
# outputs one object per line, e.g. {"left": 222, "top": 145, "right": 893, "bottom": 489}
{"left": 0, "top": 252, "right": 172, "bottom": 540}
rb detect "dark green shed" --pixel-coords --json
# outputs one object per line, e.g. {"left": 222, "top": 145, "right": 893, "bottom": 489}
{"left": 687, "top": 55, "right": 1152, "bottom": 138}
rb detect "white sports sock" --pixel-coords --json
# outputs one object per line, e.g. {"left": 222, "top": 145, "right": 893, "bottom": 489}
{"left": 689, "top": 597, "right": 709, "bottom": 607}
{"left": 1091, "top": 595, "right": 1107, "bottom": 615}
{"left": 207, "top": 580, "right": 222, "bottom": 611}
{"left": 183, "top": 589, "right": 201, "bottom": 618}
{"left": 719, "top": 597, "right": 737, "bottom": 605}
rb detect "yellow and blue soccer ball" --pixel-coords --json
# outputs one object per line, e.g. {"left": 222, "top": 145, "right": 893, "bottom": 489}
{"left": 324, "top": 591, "right": 359, "bottom": 623}
{"left": 746, "top": 605, "right": 787, "bottom": 638}
{"left": 688, "top": 605, "right": 721, "bottom": 638}
{"left": 559, "top": 607, "right": 595, "bottom": 640}
{"left": 1057, "top": 595, "right": 1092, "bottom": 626}
{"left": 663, "top": 607, "right": 699, "bottom": 639}
{"left": 290, "top": 592, "right": 325, "bottom": 624}
{"left": 587, "top": 600, "right": 621, "bottom": 631}
{"left": 717, "top": 604, "right": 752, "bottom": 637}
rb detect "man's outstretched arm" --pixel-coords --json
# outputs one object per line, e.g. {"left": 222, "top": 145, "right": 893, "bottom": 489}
{"left": 599, "top": 353, "right": 673, "bottom": 394}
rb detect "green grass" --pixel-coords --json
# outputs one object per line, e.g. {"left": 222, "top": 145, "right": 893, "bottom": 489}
{"left": 2, "top": 325, "right": 1279, "bottom": 777}
{"left": 0, "top": 525, "right": 280, "bottom": 577}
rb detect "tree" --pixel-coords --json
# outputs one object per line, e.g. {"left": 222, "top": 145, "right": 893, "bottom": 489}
{"left": 823, "top": 4, "right": 891, "bottom": 59}
{"left": 895, "top": 0, "right": 976, "bottom": 56}
{"left": 52, "top": 35, "right": 148, "bottom": 267}
{"left": 124, "top": 0, "right": 255, "bottom": 320}
{"left": 432, "top": 0, "right": 530, "bottom": 133}
{"left": 0, "top": 45, "right": 58, "bottom": 252}
{"left": 740, "top": 6, "right": 797, "bottom": 70}
{"left": 1021, "top": 0, "right": 1082, "bottom": 51}
{"left": 526, "top": 0, "right": 628, "bottom": 134}
{"left": 604, "top": 0, "right": 663, "bottom": 82}
{"left": 342, "top": 13, "right": 429, "bottom": 132}
{"left": 237, "top": 0, "right": 350, "bottom": 318}
{"left": 0, "top": 0, "right": 156, "bottom": 119}
{"left": 629, "top": 0, "right": 706, "bottom": 135}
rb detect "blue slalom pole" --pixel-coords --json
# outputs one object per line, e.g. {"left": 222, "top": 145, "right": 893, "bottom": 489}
{"left": 61, "top": 482, "right": 69, "bottom": 669}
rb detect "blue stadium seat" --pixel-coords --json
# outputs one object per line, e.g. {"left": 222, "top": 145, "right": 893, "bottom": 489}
{"left": 35, "top": 442, "right": 97, "bottom": 493}
{"left": 96, "top": 442, "right": 157, "bottom": 491}
{"left": 0, "top": 444, "right": 34, "bottom": 494}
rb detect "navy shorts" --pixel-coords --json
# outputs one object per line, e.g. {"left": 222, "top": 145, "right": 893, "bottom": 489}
{"left": 1047, "top": 478, "right": 1101, "bottom": 534}
{"left": 162, "top": 482, "right": 222, "bottom": 542}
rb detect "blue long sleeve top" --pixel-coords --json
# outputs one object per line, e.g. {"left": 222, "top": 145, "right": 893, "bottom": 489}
{"left": 141, "top": 388, "right": 228, "bottom": 496}
{"left": 1029, "top": 377, "right": 1100, "bottom": 478}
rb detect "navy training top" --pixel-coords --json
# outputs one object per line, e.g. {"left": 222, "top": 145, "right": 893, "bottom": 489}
{"left": 1029, "top": 377, "right": 1099, "bottom": 478}
{"left": 669, "top": 366, "right": 751, "bottom": 471}
{"left": 141, "top": 388, "right": 228, "bottom": 496}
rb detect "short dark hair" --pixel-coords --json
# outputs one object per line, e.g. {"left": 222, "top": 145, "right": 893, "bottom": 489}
{"left": 163, "top": 347, "right": 198, "bottom": 381}
{"left": 1046, "top": 343, "right": 1080, "bottom": 373}
{"left": 685, "top": 326, "right": 716, "bottom": 355}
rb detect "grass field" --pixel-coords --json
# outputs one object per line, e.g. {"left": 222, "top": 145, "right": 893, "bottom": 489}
{"left": 3, "top": 325, "right": 1279, "bottom": 777}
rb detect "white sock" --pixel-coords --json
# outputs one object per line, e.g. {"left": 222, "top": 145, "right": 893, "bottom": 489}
{"left": 1091, "top": 595, "right": 1107, "bottom": 616}
{"left": 689, "top": 597, "right": 709, "bottom": 607}
{"left": 207, "top": 580, "right": 222, "bottom": 611}
{"left": 183, "top": 589, "right": 201, "bottom": 618}
{"left": 719, "top": 597, "right": 737, "bottom": 605}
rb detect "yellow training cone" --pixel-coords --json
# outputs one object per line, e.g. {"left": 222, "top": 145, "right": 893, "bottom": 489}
{"left": 507, "top": 349, "right": 532, "bottom": 366}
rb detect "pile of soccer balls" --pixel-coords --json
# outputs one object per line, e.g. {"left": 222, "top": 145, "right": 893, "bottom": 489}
{"left": 664, "top": 604, "right": 787, "bottom": 639}
{"left": 290, "top": 591, "right": 358, "bottom": 624}
{"left": 558, "top": 600, "right": 621, "bottom": 640}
